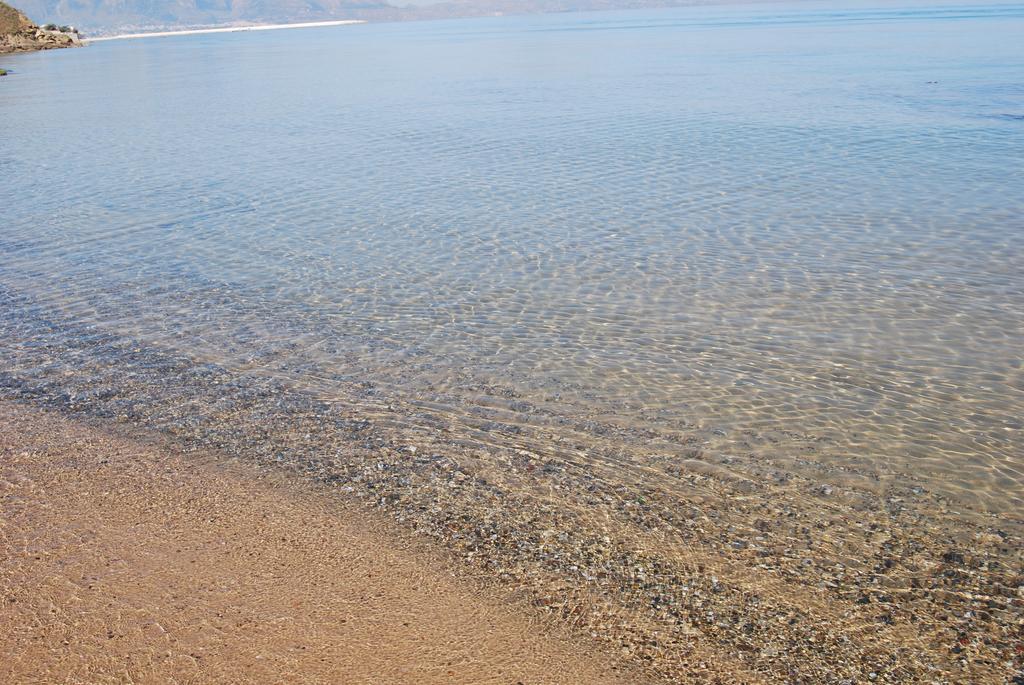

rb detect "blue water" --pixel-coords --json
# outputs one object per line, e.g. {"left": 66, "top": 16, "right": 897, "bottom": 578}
{"left": 2, "top": 0, "right": 1023, "bottom": 511}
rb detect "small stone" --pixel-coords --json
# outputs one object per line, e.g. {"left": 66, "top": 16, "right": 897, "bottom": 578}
{"left": 942, "top": 550, "right": 965, "bottom": 565}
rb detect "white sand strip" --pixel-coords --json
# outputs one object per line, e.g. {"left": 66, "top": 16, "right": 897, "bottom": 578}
{"left": 87, "top": 20, "right": 365, "bottom": 42}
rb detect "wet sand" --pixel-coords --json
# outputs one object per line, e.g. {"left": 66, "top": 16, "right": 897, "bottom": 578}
{"left": 0, "top": 401, "right": 638, "bottom": 684}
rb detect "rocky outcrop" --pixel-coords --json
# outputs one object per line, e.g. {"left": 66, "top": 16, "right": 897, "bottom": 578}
{"left": 0, "top": 1, "right": 80, "bottom": 54}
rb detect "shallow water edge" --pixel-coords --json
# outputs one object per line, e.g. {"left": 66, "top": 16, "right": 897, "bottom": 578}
{"left": 1, "top": 284, "right": 1020, "bottom": 683}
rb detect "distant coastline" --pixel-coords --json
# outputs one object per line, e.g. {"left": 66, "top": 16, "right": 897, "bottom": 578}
{"left": 87, "top": 19, "right": 365, "bottom": 43}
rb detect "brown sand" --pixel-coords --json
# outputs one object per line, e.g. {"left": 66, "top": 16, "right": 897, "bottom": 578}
{"left": 0, "top": 401, "right": 638, "bottom": 684}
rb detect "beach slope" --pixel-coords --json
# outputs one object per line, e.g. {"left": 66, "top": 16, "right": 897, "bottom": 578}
{"left": 0, "top": 401, "right": 635, "bottom": 684}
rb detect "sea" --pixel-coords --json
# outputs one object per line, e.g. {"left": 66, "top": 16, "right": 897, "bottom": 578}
{"left": 2, "top": 2, "right": 1023, "bottom": 679}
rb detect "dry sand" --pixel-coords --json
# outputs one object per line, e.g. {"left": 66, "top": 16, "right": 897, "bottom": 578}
{"left": 0, "top": 401, "right": 638, "bottom": 684}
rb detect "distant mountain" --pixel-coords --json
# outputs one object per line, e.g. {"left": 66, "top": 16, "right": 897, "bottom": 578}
{"left": 406, "top": 0, "right": 730, "bottom": 21}
{"left": 14, "top": 0, "right": 735, "bottom": 34}
{"left": 13, "top": 0, "right": 400, "bottom": 32}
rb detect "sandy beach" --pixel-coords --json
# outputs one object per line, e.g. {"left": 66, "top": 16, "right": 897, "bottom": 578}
{"left": 0, "top": 401, "right": 639, "bottom": 684}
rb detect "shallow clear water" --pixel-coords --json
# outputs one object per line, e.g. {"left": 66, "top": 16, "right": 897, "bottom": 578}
{"left": 2, "top": 0, "right": 1023, "bottom": 512}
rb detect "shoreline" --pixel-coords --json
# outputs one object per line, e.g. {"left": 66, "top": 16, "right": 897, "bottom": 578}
{"left": 0, "top": 400, "right": 638, "bottom": 684}
{"left": 86, "top": 19, "right": 365, "bottom": 43}
{"left": 1, "top": 281, "right": 1020, "bottom": 683}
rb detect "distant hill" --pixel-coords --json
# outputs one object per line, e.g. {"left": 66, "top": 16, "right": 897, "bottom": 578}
{"left": 13, "top": 0, "right": 736, "bottom": 34}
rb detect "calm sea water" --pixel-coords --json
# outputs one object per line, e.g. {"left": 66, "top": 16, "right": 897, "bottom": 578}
{"left": 2, "top": 1, "right": 1023, "bottom": 512}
